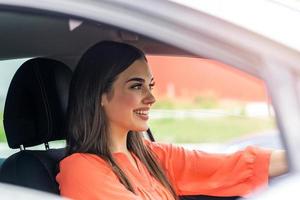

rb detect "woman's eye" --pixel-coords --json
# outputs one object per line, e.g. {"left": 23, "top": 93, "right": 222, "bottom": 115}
{"left": 149, "top": 83, "right": 155, "bottom": 90}
{"left": 131, "top": 84, "right": 142, "bottom": 89}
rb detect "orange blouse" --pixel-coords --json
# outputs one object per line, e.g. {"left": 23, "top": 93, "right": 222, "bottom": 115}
{"left": 56, "top": 140, "right": 271, "bottom": 200}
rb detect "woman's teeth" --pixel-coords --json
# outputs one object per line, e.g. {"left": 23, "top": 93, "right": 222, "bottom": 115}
{"left": 134, "top": 110, "right": 148, "bottom": 115}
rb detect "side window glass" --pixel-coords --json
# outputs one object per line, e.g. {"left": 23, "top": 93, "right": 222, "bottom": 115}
{"left": 147, "top": 56, "right": 281, "bottom": 152}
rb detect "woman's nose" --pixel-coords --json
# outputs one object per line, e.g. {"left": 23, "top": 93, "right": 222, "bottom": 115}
{"left": 143, "top": 91, "right": 156, "bottom": 106}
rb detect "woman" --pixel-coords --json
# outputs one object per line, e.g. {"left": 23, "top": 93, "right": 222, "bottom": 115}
{"left": 56, "top": 41, "right": 287, "bottom": 200}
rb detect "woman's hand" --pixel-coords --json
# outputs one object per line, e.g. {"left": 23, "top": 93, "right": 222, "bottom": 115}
{"left": 269, "top": 150, "right": 288, "bottom": 177}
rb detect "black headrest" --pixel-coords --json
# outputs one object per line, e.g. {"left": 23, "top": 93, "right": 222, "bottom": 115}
{"left": 3, "top": 58, "right": 72, "bottom": 149}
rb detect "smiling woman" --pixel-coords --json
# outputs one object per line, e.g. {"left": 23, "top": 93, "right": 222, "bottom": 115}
{"left": 61, "top": 41, "right": 178, "bottom": 199}
{"left": 54, "top": 41, "right": 288, "bottom": 200}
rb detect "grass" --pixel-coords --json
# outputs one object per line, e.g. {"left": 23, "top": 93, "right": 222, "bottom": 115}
{"left": 149, "top": 98, "right": 275, "bottom": 143}
{"left": 0, "top": 113, "right": 6, "bottom": 142}
{"left": 149, "top": 117, "right": 275, "bottom": 143}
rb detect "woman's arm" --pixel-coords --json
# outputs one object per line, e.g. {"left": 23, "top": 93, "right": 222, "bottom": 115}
{"left": 145, "top": 140, "right": 271, "bottom": 197}
{"left": 269, "top": 150, "right": 288, "bottom": 177}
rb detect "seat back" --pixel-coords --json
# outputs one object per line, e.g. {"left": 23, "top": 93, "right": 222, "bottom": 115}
{"left": 0, "top": 58, "right": 72, "bottom": 194}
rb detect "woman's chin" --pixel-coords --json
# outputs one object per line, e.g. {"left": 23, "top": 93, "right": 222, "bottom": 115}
{"left": 131, "top": 125, "right": 149, "bottom": 132}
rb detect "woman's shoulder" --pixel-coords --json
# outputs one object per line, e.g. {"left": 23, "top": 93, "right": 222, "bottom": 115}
{"left": 59, "top": 153, "right": 112, "bottom": 174}
{"left": 143, "top": 139, "right": 174, "bottom": 151}
{"left": 56, "top": 153, "right": 119, "bottom": 188}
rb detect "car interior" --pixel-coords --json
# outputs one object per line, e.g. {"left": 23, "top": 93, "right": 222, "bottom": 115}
{"left": 0, "top": 57, "right": 72, "bottom": 193}
{"left": 0, "top": 7, "right": 263, "bottom": 200}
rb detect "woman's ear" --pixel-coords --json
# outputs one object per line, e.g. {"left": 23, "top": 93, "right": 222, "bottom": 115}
{"left": 101, "top": 93, "right": 108, "bottom": 106}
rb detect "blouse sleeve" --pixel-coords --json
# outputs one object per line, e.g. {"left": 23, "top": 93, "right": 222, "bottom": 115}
{"left": 56, "top": 153, "right": 142, "bottom": 200}
{"left": 144, "top": 140, "right": 271, "bottom": 197}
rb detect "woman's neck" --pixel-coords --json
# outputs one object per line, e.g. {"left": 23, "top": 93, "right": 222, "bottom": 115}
{"left": 109, "top": 125, "right": 129, "bottom": 153}
{"left": 108, "top": 126, "right": 140, "bottom": 171}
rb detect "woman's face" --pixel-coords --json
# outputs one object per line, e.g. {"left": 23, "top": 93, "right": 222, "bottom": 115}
{"left": 102, "top": 58, "right": 156, "bottom": 134}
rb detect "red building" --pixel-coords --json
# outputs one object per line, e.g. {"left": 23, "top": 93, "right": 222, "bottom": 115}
{"left": 148, "top": 56, "right": 268, "bottom": 103}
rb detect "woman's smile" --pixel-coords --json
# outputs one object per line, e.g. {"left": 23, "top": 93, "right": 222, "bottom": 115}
{"left": 133, "top": 107, "right": 150, "bottom": 121}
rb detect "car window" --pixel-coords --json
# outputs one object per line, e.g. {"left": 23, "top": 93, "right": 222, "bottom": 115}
{"left": 147, "top": 56, "right": 281, "bottom": 152}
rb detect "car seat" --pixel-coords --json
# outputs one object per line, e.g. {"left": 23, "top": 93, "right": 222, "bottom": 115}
{"left": 0, "top": 58, "right": 72, "bottom": 194}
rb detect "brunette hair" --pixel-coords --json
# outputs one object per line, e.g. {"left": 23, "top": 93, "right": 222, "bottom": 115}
{"left": 66, "top": 41, "right": 178, "bottom": 199}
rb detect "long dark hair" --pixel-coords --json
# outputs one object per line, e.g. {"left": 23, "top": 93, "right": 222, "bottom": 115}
{"left": 66, "top": 41, "right": 178, "bottom": 199}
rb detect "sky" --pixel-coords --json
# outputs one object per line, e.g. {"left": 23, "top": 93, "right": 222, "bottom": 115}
{"left": 170, "top": 0, "right": 300, "bottom": 52}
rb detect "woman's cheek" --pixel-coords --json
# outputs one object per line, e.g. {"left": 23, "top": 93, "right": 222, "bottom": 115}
{"left": 123, "top": 95, "right": 139, "bottom": 108}
{"left": 117, "top": 92, "right": 140, "bottom": 109}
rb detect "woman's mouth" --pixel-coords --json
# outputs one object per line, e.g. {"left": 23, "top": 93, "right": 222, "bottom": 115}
{"left": 133, "top": 109, "right": 149, "bottom": 120}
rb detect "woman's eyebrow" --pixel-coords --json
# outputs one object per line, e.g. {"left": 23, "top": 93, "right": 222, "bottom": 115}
{"left": 126, "top": 77, "right": 154, "bottom": 83}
